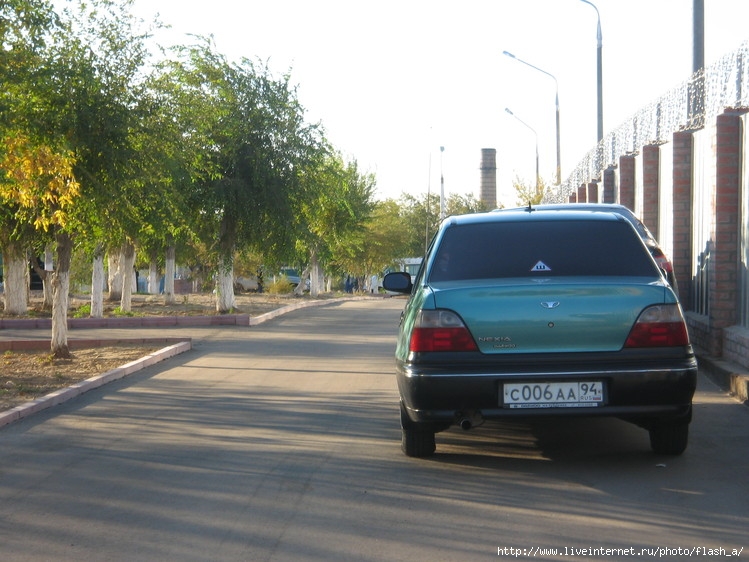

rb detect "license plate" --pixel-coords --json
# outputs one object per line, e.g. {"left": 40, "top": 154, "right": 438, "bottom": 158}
{"left": 503, "top": 381, "right": 604, "bottom": 409}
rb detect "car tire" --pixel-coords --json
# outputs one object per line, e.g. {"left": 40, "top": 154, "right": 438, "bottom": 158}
{"left": 401, "top": 427, "right": 436, "bottom": 457}
{"left": 400, "top": 401, "right": 436, "bottom": 457}
{"left": 649, "top": 421, "right": 689, "bottom": 455}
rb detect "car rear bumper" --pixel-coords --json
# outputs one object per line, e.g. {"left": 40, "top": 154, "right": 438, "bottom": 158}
{"left": 397, "top": 353, "right": 698, "bottom": 425}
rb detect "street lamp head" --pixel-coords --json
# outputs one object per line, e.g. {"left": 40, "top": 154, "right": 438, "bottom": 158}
{"left": 504, "top": 107, "right": 514, "bottom": 116}
{"left": 502, "top": 50, "right": 516, "bottom": 59}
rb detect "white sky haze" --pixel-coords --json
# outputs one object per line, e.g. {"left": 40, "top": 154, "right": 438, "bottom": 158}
{"left": 132, "top": 0, "right": 749, "bottom": 206}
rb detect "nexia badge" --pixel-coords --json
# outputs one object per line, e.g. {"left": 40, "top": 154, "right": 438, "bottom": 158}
{"left": 531, "top": 261, "right": 551, "bottom": 272}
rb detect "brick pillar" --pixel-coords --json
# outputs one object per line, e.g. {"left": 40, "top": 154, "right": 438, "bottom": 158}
{"left": 602, "top": 166, "right": 617, "bottom": 203}
{"left": 642, "top": 144, "right": 660, "bottom": 232}
{"left": 577, "top": 184, "right": 587, "bottom": 203}
{"left": 587, "top": 182, "right": 599, "bottom": 202}
{"left": 619, "top": 155, "right": 636, "bottom": 211}
{"left": 568, "top": 192, "right": 577, "bottom": 203}
{"left": 672, "top": 130, "right": 694, "bottom": 306}
{"left": 708, "top": 111, "right": 745, "bottom": 355}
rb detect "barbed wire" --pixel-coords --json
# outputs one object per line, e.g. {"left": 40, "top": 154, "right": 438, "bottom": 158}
{"left": 550, "top": 40, "right": 749, "bottom": 202}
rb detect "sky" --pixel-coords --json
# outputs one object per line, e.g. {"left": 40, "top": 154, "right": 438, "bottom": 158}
{"left": 129, "top": 0, "right": 749, "bottom": 206}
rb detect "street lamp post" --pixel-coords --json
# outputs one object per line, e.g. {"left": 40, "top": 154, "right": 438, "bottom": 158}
{"left": 505, "top": 108, "right": 540, "bottom": 198}
{"left": 502, "top": 51, "right": 561, "bottom": 185}
{"left": 439, "top": 146, "right": 445, "bottom": 220}
{"left": 579, "top": 0, "right": 603, "bottom": 144}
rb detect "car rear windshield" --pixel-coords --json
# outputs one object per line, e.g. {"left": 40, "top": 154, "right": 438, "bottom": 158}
{"left": 428, "top": 220, "right": 659, "bottom": 282}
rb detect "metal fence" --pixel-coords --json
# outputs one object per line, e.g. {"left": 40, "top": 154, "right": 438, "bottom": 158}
{"left": 691, "top": 129, "right": 712, "bottom": 317}
{"left": 554, "top": 40, "right": 749, "bottom": 201}
{"left": 742, "top": 116, "right": 749, "bottom": 329}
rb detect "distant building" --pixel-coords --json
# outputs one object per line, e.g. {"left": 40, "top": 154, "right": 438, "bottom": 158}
{"left": 480, "top": 148, "right": 497, "bottom": 209}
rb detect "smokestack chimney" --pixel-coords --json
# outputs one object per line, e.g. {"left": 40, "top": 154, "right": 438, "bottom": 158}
{"left": 480, "top": 148, "right": 497, "bottom": 208}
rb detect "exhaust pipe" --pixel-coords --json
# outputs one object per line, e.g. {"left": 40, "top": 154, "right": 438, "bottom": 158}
{"left": 456, "top": 411, "right": 483, "bottom": 431}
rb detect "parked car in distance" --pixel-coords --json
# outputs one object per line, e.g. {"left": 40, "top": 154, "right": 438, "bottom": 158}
{"left": 503, "top": 203, "right": 678, "bottom": 292}
{"left": 383, "top": 208, "right": 697, "bottom": 458}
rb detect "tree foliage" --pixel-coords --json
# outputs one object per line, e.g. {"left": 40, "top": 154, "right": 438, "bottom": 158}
{"left": 512, "top": 175, "right": 548, "bottom": 207}
{"left": 2, "top": 0, "right": 489, "bottom": 322}
{"left": 0, "top": 133, "right": 80, "bottom": 231}
{"left": 396, "top": 191, "right": 489, "bottom": 258}
{"left": 295, "top": 150, "right": 375, "bottom": 292}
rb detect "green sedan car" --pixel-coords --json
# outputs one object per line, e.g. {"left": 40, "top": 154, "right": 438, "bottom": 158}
{"left": 383, "top": 208, "right": 697, "bottom": 458}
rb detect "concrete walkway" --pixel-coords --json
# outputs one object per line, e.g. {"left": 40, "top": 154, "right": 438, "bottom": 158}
{"left": 0, "top": 296, "right": 360, "bottom": 428}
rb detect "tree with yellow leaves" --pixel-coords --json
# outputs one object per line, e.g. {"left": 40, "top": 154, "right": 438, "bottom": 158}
{"left": 0, "top": 131, "right": 80, "bottom": 356}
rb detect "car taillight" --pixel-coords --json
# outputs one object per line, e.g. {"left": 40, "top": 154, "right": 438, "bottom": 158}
{"left": 654, "top": 255, "right": 674, "bottom": 273}
{"left": 624, "top": 304, "right": 690, "bottom": 348}
{"left": 409, "top": 310, "right": 478, "bottom": 352}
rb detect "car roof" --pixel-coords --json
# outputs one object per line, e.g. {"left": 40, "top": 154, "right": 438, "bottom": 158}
{"left": 499, "top": 203, "right": 636, "bottom": 216}
{"left": 494, "top": 203, "right": 656, "bottom": 241}
{"left": 444, "top": 208, "right": 630, "bottom": 227}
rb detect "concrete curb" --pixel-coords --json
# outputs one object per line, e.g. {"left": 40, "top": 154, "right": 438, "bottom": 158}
{"left": 695, "top": 350, "right": 749, "bottom": 405}
{"left": 0, "top": 296, "right": 363, "bottom": 330}
{"left": 0, "top": 341, "right": 192, "bottom": 429}
{"left": 0, "top": 337, "right": 191, "bottom": 352}
{"left": 248, "top": 296, "right": 364, "bottom": 325}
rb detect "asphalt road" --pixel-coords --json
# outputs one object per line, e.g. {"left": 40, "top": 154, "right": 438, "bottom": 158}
{"left": 1, "top": 299, "right": 748, "bottom": 561}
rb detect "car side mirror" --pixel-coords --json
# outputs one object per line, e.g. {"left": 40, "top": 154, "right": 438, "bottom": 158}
{"left": 383, "top": 271, "right": 412, "bottom": 294}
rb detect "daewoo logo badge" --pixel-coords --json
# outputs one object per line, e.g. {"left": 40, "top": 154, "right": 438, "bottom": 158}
{"left": 540, "top": 301, "right": 560, "bottom": 309}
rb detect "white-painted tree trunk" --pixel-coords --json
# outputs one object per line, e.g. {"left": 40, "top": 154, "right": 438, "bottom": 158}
{"left": 42, "top": 245, "right": 54, "bottom": 308}
{"left": 148, "top": 260, "right": 159, "bottom": 295}
{"left": 294, "top": 265, "right": 310, "bottom": 296}
{"left": 309, "top": 253, "right": 320, "bottom": 298}
{"left": 50, "top": 269, "right": 70, "bottom": 356}
{"left": 215, "top": 255, "right": 235, "bottom": 313}
{"left": 51, "top": 231, "right": 73, "bottom": 358}
{"left": 91, "top": 247, "right": 105, "bottom": 318}
{"left": 107, "top": 250, "right": 122, "bottom": 301}
{"left": 1, "top": 245, "right": 28, "bottom": 315}
{"left": 164, "top": 245, "right": 176, "bottom": 304}
{"left": 119, "top": 242, "right": 136, "bottom": 313}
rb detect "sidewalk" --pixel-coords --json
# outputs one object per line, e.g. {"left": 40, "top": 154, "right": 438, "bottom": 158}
{"left": 0, "top": 296, "right": 359, "bottom": 428}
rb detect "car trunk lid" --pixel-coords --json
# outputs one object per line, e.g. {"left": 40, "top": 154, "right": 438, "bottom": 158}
{"left": 431, "top": 278, "right": 669, "bottom": 354}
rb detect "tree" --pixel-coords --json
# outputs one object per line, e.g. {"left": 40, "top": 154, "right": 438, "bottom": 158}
{"left": 294, "top": 151, "right": 375, "bottom": 296}
{"left": 1, "top": 0, "right": 158, "bottom": 355}
{"left": 513, "top": 175, "right": 548, "bottom": 206}
{"left": 161, "top": 39, "right": 323, "bottom": 311}
{"left": 1, "top": 0, "right": 60, "bottom": 315}
{"left": 51, "top": 0, "right": 164, "bottom": 317}
{"left": 396, "top": 192, "right": 441, "bottom": 258}
{"left": 337, "top": 198, "right": 410, "bottom": 282}
{"left": 0, "top": 133, "right": 80, "bottom": 351}
{"left": 391, "top": 191, "right": 489, "bottom": 261}
{"left": 444, "top": 192, "right": 490, "bottom": 216}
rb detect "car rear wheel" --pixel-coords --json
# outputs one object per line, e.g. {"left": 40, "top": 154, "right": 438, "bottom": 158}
{"left": 649, "top": 421, "right": 689, "bottom": 455}
{"left": 400, "top": 401, "right": 436, "bottom": 457}
{"left": 401, "top": 427, "right": 436, "bottom": 457}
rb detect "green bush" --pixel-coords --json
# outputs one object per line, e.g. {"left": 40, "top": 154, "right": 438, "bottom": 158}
{"left": 267, "top": 277, "right": 294, "bottom": 294}
{"left": 72, "top": 303, "right": 91, "bottom": 318}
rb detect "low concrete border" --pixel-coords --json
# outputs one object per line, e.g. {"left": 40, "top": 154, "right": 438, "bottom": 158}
{"left": 0, "top": 296, "right": 357, "bottom": 330}
{"left": 697, "top": 352, "right": 749, "bottom": 406}
{"left": 0, "top": 337, "right": 190, "bottom": 352}
{"left": 248, "top": 297, "right": 350, "bottom": 325}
